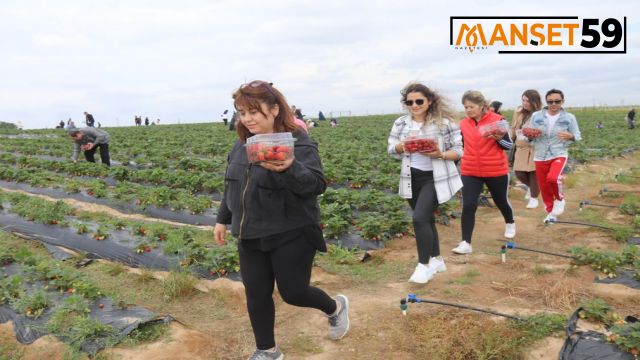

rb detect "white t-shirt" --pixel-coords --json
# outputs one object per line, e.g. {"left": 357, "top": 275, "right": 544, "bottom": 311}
{"left": 409, "top": 120, "right": 433, "bottom": 171}
{"left": 545, "top": 112, "right": 560, "bottom": 136}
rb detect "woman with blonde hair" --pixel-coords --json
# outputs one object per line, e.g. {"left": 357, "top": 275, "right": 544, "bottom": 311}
{"left": 453, "top": 90, "right": 515, "bottom": 255}
{"left": 387, "top": 83, "right": 463, "bottom": 283}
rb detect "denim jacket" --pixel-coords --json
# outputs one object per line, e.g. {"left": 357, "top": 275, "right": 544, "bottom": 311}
{"left": 530, "top": 109, "right": 581, "bottom": 161}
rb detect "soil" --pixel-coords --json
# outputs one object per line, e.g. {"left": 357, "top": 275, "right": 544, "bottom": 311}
{"left": 1, "top": 153, "right": 638, "bottom": 360}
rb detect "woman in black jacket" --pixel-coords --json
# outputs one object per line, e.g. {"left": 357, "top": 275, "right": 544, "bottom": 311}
{"left": 213, "top": 80, "right": 349, "bottom": 360}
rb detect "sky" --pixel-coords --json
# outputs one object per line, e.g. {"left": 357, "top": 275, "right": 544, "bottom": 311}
{"left": 1, "top": 0, "right": 638, "bottom": 129}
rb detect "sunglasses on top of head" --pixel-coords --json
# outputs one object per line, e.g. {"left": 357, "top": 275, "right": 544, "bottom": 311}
{"left": 404, "top": 99, "right": 425, "bottom": 106}
{"left": 241, "top": 81, "right": 276, "bottom": 96}
{"left": 546, "top": 99, "right": 563, "bottom": 105}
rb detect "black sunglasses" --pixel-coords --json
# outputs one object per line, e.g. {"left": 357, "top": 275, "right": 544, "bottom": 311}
{"left": 404, "top": 99, "right": 425, "bottom": 106}
{"left": 546, "top": 99, "right": 563, "bottom": 105}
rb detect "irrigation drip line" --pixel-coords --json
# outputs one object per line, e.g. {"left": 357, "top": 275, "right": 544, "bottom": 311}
{"left": 401, "top": 294, "right": 524, "bottom": 321}
{"left": 549, "top": 220, "right": 615, "bottom": 231}
{"left": 496, "top": 240, "right": 574, "bottom": 259}
{"left": 579, "top": 200, "right": 617, "bottom": 209}
{"left": 600, "top": 188, "right": 635, "bottom": 194}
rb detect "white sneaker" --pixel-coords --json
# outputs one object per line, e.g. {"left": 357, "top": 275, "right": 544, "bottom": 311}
{"left": 504, "top": 223, "right": 516, "bottom": 238}
{"left": 551, "top": 199, "right": 565, "bottom": 216}
{"left": 428, "top": 256, "right": 447, "bottom": 273}
{"left": 524, "top": 188, "right": 531, "bottom": 200}
{"left": 452, "top": 241, "right": 473, "bottom": 254}
{"left": 526, "top": 197, "right": 539, "bottom": 209}
{"left": 408, "top": 263, "right": 433, "bottom": 283}
{"left": 543, "top": 213, "right": 557, "bottom": 224}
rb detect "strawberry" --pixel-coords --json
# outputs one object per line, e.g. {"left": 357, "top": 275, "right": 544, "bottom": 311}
{"left": 275, "top": 152, "right": 287, "bottom": 161}
{"left": 98, "top": 303, "right": 105, "bottom": 309}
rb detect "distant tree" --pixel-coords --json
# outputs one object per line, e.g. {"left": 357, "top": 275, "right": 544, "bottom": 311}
{"left": 0, "top": 121, "right": 18, "bottom": 130}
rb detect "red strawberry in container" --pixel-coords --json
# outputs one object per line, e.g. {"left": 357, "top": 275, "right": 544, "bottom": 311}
{"left": 522, "top": 126, "right": 542, "bottom": 138}
{"left": 246, "top": 133, "right": 296, "bottom": 163}
{"left": 480, "top": 120, "right": 509, "bottom": 138}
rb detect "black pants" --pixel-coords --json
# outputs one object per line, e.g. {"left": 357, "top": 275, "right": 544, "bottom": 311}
{"left": 461, "top": 175, "right": 513, "bottom": 243}
{"left": 83, "top": 143, "right": 110, "bottom": 167}
{"left": 407, "top": 168, "right": 440, "bottom": 263}
{"left": 240, "top": 236, "right": 336, "bottom": 350}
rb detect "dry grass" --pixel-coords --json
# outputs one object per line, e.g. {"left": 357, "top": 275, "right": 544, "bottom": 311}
{"left": 388, "top": 310, "right": 526, "bottom": 360}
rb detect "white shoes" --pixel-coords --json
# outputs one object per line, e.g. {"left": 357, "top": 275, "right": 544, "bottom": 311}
{"left": 543, "top": 213, "right": 557, "bottom": 224}
{"left": 526, "top": 197, "right": 539, "bottom": 209}
{"left": 428, "top": 256, "right": 447, "bottom": 273}
{"left": 408, "top": 263, "right": 433, "bottom": 284}
{"left": 408, "top": 257, "right": 447, "bottom": 283}
{"left": 504, "top": 223, "right": 516, "bottom": 238}
{"left": 452, "top": 241, "right": 473, "bottom": 254}
{"left": 551, "top": 199, "right": 565, "bottom": 216}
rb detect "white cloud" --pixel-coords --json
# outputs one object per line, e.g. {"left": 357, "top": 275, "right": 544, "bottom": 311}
{"left": 0, "top": 0, "right": 638, "bottom": 128}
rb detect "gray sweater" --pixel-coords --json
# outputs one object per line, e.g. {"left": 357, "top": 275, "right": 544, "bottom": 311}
{"left": 72, "top": 128, "right": 110, "bottom": 160}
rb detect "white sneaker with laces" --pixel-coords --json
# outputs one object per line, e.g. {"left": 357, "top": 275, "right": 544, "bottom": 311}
{"left": 526, "top": 197, "right": 539, "bottom": 209}
{"left": 543, "top": 213, "right": 557, "bottom": 224}
{"left": 428, "top": 256, "right": 447, "bottom": 273}
{"left": 408, "top": 263, "right": 433, "bottom": 283}
{"left": 452, "top": 241, "right": 473, "bottom": 254}
{"left": 504, "top": 223, "right": 516, "bottom": 238}
{"left": 551, "top": 199, "right": 565, "bottom": 216}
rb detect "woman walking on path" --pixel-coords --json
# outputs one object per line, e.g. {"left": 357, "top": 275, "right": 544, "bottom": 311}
{"left": 453, "top": 90, "right": 515, "bottom": 255}
{"left": 511, "top": 89, "right": 542, "bottom": 209}
{"left": 387, "top": 83, "right": 463, "bottom": 283}
{"left": 213, "top": 80, "right": 349, "bottom": 360}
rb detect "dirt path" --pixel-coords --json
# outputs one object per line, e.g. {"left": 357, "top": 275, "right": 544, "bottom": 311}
{"left": 2, "top": 153, "right": 638, "bottom": 360}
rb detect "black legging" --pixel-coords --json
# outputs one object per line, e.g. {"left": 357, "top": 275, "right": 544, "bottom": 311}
{"left": 408, "top": 168, "right": 439, "bottom": 263}
{"left": 83, "top": 143, "right": 110, "bottom": 167}
{"left": 240, "top": 237, "right": 336, "bottom": 350}
{"left": 461, "top": 175, "right": 514, "bottom": 243}
{"left": 515, "top": 171, "right": 539, "bottom": 198}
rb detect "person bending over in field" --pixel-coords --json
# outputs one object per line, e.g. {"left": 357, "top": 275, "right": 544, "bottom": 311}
{"left": 67, "top": 126, "right": 111, "bottom": 167}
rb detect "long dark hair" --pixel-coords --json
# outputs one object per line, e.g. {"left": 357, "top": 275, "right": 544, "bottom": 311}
{"left": 521, "top": 89, "right": 542, "bottom": 120}
{"left": 232, "top": 80, "right": 297, "bottom": 142}
{"left": 401, "top": 83, "right": 456, "bottom": 127}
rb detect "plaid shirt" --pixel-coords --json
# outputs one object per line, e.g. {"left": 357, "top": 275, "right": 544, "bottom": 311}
{"left": 387, "top": 115, "right": 463, "bottom": 202}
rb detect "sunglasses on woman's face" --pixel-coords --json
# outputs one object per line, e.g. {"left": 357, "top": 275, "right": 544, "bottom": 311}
{"left": 404, "top": 99, "right": 425, "bottom": 106}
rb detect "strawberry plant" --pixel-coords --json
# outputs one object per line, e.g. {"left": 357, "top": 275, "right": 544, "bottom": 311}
{"left": 609, "top": 321, "right": 640, "bottom": 356}
{"left": 13, "top": 289, "right": 50, "bottom": 319}
{"left": 577, "top": 298, "right": 618, "bottom": 324}
{"left": 135, "top": 243, "right": 153, "bottom": 254}
{"left": 92, "top": 226, "right": 109, "bottom": 241}
{"left": 619, "top": 194, "right": 639, "bottom": 216}
{"left": 75, "top": 223, "right": 89, "bottom": 235}
{"left": 206, "top": 240, "right": 240, "bottom": 276}
{"left": 0, "top": 275, "right": 24, "bottom": 303}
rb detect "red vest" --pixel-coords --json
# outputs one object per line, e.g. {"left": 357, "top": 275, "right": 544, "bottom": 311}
{"left": 460, "top": 111, "right": 509, "bottom": 177}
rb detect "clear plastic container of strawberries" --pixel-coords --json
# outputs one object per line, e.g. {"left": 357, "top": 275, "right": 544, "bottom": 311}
{"left": 521, "top": 124, "right": 542, "bottom": 139}
{"left": 245, "top": 132, "right": 296, "bottom": 163}
{"left": 403, "top": 134, "right": 438, "bottom": 153}
{"left": 479, "top": 120, "right": 509, "bottom": 137}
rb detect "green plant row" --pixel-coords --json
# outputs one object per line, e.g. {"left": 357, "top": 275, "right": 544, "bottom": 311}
{"left": 569, "top": 245, "right": 640, "bottom": 280}
{"left": 0, "top": 190, "right": 238, "bottom": 275}
{"left": 0, "top": 164, "right": 215, "bottom": 214}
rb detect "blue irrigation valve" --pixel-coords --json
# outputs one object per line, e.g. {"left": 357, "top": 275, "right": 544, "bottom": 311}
{"left": 407, "top": 293, "right": 422, "bottom": 303}
{"left": 505, "top": 241, "right": 516, "bottom": 249}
